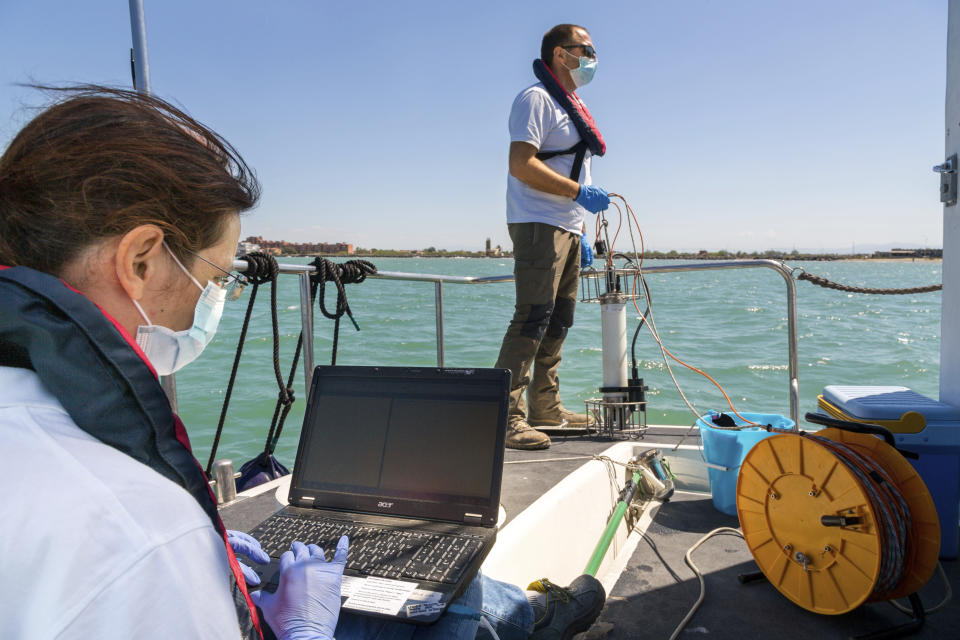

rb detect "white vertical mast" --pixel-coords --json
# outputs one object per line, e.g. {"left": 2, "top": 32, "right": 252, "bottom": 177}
{"left": 940, "top": 1, "right": 960, "bottom": 406}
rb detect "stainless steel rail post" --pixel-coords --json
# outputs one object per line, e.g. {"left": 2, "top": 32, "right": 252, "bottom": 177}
{"left": 299, "top": 272, "right": 315, "bottom": 386}
{"left": 435, "top": 281, "right": 444, "bottom": 367}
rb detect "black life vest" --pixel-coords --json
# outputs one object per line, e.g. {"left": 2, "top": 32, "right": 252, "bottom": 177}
{"left": 532, "top": 58, "right": 606, "bottom": 181}
{"left": 0, "top": 266, "right": 264, "bottom": 640}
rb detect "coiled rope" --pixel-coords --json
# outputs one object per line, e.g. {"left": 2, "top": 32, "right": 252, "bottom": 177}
{"left": 205, "top": 252, "right": 377, "bottom": 474}
{"left": 309, "top": 257, "right": 377, "bottom": 365}
{"left": 797, "top": 270, "right": 941, "bottom": 295}
{"left": 206, "top": 251, "right": 282, "bottom": 473}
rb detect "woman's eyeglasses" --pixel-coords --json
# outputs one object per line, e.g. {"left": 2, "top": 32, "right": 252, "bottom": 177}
{"left": 180, "top": 248, "right": 248, "bottom": 302}
{"left": 212, "top": 273, "right": 248, "bottom": 301}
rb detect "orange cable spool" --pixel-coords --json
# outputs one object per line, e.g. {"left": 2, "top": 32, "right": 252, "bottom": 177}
{"left": 736, "top": 430, "right": 939, "bottom": 615}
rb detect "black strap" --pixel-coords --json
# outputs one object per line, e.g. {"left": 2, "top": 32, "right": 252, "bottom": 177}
{"left": 536, "top": 139, "right": 588, "bottom": 180}
{"left": 532, "top": 59, "right": 605, "bottom": 157}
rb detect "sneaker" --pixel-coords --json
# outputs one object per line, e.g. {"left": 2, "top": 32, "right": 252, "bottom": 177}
{"left": 506, "top": 419, "right": 551, "bottom": 450}
{"left": 528, "top": 406, "right": 596, "bottom": 429}
{"left": 528, "top": 575, "right": 606, "bottom": 640}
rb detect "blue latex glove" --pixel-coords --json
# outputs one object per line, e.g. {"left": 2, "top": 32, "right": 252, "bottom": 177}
{"left": 250, "top": 537, "right": 349, "bottom": 640}
{"left": 580, "top": 232, "right": 594, "bottom": 268}
{"left": 575, "top": 185, "right": 610, "bottom": 213}
{"left": 227, "top": 530, "right": 270, "bottom": 586}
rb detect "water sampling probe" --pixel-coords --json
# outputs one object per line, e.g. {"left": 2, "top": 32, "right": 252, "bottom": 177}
{"left": 578, "top": 193, "right": 761, "bottom": 439}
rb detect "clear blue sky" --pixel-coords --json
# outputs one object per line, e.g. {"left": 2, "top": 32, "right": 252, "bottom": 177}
{"left": 0, "top": 1, "right": 949, "bottom": 253}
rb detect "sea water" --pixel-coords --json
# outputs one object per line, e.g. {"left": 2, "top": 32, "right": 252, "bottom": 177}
{"left": 175, "top": 258, "right": 943, "bottom": 469}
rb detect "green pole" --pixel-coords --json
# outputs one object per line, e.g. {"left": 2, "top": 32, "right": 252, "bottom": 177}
{"left": 583, "top": 469, "right": 642, "bottom": 576}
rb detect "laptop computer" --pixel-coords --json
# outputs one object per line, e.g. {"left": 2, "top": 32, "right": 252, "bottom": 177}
{"left": 247, "top": 365, "right": 509, "bottom": 624}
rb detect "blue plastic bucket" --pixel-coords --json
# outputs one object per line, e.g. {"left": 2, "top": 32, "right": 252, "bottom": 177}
{"left": 697, "top": 411, "right": 795, "bottom": 516}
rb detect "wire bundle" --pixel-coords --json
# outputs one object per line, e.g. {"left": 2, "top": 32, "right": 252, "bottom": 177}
{"left": 591, "top": 195, "right": 758, "bottom": 444}
{"left": 807, "top": 434, "right": 911, "bottom": 597}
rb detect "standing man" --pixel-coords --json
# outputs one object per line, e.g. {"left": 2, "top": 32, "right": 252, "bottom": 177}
{"left": 496, "top": 24, "right": 610, "bottom": 450}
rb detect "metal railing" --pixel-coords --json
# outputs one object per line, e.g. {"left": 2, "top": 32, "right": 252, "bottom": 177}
{"left": 232, "top": 259, "right": 800, "bottom": 423}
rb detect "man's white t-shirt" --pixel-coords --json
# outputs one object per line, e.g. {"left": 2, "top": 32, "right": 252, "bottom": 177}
{"left": 506, "top": 82, "right": 593, "bottom": 235}
{"left": 0, "top": 366, "right": 243, "bottom": 639}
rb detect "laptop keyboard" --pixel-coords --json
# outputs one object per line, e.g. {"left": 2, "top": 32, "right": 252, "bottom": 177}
{"left": 249, "top": 512, "right": 485, "bottom": 584}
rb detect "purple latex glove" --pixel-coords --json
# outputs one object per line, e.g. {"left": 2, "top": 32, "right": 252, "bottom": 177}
{"left": 227, "top": 530, "right": 270, "bottom": 586}
{"left": 250, "top": 537, "right": 349, "bottom": 640}
{"left": 574, "top": 184, "right": 610, "bottom": 213}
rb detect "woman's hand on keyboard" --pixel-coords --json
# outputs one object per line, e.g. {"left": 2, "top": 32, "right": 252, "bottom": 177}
{"left": 226, "top": 530, "right": 270, "bottom": 586}
{"left": 250, "top": 536, "right": 349, "bottom": 640}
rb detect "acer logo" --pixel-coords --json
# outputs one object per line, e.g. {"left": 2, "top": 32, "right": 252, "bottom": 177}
{"left": 378, "top": 501, "right": 394, "bottom": 508}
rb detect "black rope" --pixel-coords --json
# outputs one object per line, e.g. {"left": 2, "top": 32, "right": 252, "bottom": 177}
{"left": 206, "top": 254, "right": 377, "bottom": 469}
{"left": 206, "top": 252, "right": 280, "bottom": 474}
{"left": 798, "top": 271, "right": 941, "bottom": 295}
{"left": 309, "top": 257, "right": 377, "bottom": 364}
{"left": 261, "top": 254, "right": 297, "bottom": 457}
{"left": 261, "top": 257, "right": 376, "bottom": 449}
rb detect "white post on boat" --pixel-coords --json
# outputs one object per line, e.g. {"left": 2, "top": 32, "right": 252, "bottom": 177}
{"left": 600, "top": 291, "right": 628, "bottom": 428}
{"left": 128, "top": 0, "right": 151, "bottom": 94}
{"left": 940, "top": 0, "right": 960, "bottom": 407}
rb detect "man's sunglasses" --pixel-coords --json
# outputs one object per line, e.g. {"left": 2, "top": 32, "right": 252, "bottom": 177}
{"left": 562, "top": 44, "right": 597, "bottom": 59}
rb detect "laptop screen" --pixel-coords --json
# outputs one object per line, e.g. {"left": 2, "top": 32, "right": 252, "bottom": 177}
{"left": 289, "top": 367, "right": 508, "bottom": 525}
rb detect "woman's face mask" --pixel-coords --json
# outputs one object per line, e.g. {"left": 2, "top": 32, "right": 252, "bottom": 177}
{"left": 131, "top": 244, "right": 227, "bottom": 376}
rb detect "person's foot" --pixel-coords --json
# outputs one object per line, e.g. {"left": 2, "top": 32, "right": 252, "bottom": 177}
{"left": 506, "top": 419, "right": 551, "bottom": 450}
{"left": 528, "top": 406, "right": 596, "bottom": 429}
{"left": 527, "top": 575, "right": 606, "bottom": 639}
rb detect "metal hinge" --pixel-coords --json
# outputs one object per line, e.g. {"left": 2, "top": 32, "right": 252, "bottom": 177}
{"left": 463, "top": 512, "right": 483, "bottom": 524}
{"left": 933, "top": 154, "right": 957, "bottom": 206}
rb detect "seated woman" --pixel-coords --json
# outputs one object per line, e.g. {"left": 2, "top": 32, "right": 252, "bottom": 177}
{"left": 0, "top": 87, "right": 604, "bottom": 640}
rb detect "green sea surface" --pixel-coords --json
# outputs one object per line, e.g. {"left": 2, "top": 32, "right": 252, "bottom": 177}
{"left": 176, "top": 258, "right": 943, "bottom": 469}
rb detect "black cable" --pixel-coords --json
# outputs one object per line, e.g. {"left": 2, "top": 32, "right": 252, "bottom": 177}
{"left": 630, "top": 270, "right": 653, "bottom": 378}
{"left": 805, "top": 412, "right": 896, "bottom": 447}
{"left": 641, "top": 532, "right": 684, "bottom": 584}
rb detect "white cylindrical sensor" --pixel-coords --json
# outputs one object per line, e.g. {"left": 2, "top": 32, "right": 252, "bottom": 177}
{"left": 600, "top": 292, "right": 628, "bottom": 390}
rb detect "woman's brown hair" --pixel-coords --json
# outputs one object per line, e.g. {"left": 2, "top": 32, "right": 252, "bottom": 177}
{"left": 0, "top": 85, "right": 260, "bottom": 274}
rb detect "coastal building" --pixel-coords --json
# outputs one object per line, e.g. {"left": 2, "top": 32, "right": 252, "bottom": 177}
{"left": 237, "top": 240, "right": 260, "bottom": 255}
{"left": 484, "top": 238, "right": 502, "bottom": 257}
{"left": 243, "top": 236, "right": 355, "bottom": 255}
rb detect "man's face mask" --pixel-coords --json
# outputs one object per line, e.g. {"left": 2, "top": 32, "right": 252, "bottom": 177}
{"left": 131, "top": 243, "right": 227, "bottom": 376}
{"left": 561, "top": 46, "right": 598, "bottom": 88}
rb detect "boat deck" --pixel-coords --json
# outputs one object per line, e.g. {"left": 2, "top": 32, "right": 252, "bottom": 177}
{"left": 219, "top": 425, "right": 959, "bottom": 640}
{"left": 599, "top": 490, "right": 959, "bottom": 640}
{"left": 500, "top": 424, "right": 700, "bottom": 525}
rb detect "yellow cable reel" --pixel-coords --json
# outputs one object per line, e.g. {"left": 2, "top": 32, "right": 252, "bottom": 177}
{"left": 736, "top": 429, "right": 939, "bottom": 615}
